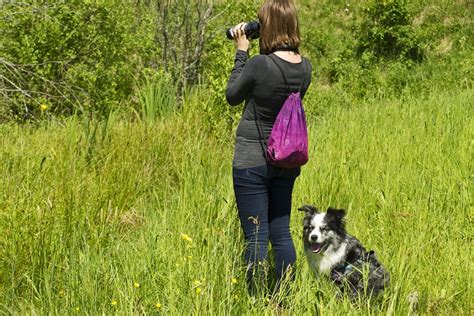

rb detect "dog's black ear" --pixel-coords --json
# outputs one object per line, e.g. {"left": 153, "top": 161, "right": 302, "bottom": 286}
{"left": 298, "top": 205, "right": 319, "bottom": 215}
{"left": 326, "top": 207, "right": 346, "bottom": 221}
{"left": 326, "top": 207, "right": 347, "bottom": 236}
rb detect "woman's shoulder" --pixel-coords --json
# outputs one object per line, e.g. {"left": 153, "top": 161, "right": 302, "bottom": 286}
{"left": 245, "top": 54, "right": 269, "bottom": 73}
{"left": 301, "top": 55, "right": 312, "bottom": 65}
{"left": 301, "top": 56, "right": 313, "bottom": 71}
{"left": 248, "top": 54, "right": 268, "bottom": 64}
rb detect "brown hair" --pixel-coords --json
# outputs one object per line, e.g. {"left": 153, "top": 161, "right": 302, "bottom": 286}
{"left": 258, "top": 0, "right": 301, "bottom": 54}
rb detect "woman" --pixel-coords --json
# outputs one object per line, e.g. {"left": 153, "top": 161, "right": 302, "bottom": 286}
{"left": 226, "top": 0, "right": 312, "bottom": 294}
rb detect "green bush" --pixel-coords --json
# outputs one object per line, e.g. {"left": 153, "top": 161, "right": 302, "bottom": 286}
{"left": 201, "top": 1, "right": 261, "bottom": 132}
{"left": 357, "top": 0, "right": 424, "bottom": 62}
{"left": 0, "top": 1, "right": 158, "bottom": 120}
{"left": 1, "top": 0, "right": 470, "bottom": 123}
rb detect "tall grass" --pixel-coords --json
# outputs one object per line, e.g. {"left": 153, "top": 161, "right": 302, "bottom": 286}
{"left": 0, "top": 87, "right": 472, "bottom": 314}
{"left": 136, "top": 73, "right": 177, "bottom": 125}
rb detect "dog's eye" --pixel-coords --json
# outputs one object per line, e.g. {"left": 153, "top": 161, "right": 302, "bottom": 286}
{"left": 320, "top": 227, "right": 328, "bottom": 232}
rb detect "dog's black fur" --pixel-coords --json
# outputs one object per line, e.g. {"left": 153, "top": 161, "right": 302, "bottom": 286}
{"left": 299, "top": 205, "right": 390, "bottom": 299}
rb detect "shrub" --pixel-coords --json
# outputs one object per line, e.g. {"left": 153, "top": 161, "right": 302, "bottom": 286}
{"left": 357, "top": 0, "right": 424, "bottom": 62}
{"left": 201, "top": 1, "right": 260, "bottom": 132}
{"left": 0, "top": 1, "right": 154, "bottom": 119}
{"left": 0, "top": 0, "right": 214, "bottom": 121}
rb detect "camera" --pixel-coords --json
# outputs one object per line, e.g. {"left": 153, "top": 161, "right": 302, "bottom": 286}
{"left": 226, "top": 21, "right": 260, "bottom": 40}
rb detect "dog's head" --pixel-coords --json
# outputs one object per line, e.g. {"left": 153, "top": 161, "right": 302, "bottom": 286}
{"left": 298, "top": 205, "right": 347, "bottom": 254}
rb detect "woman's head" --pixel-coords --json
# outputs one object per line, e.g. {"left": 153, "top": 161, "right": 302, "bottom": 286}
{"left": 258, "top": 0, "right": 301, "bottom": 54}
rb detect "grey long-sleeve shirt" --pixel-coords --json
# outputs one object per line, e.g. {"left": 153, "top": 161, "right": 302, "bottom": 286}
{"left": 226, "top": 50, "right": 312, "bottom": 169}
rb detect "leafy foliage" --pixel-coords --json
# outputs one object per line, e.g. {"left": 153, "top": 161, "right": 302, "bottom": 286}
{"left": 0, "top": 0, "right": 471, "bottom": 122}
{"left": 357, "top": 0, "right": 424, "bottom": 61}
{"left": 299, "top": 0, "right": 456, "bottom": 101}
{"left": 149, "top": 0, "right": 213, "bottom": 95}
{"left": 0, "top": 1, "right": 155, "bottom": 119}
{"left": 0, "top": 0, "right": 212, "bottom": 121}
{"left": 201, "top": 1, "right": 261, "bottom": 132}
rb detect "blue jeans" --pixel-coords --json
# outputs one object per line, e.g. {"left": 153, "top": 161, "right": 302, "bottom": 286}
{"left": 233, "top": 164, "right": 300, "bottom": 293}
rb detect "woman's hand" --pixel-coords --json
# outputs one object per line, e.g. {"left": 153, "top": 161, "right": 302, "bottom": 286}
{"left": 233, "top": 22, "right": 250, "bottom": 52}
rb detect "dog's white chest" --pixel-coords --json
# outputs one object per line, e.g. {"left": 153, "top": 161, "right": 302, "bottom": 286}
{"left": 307, "top": 244, "right": 348, "bottom": 274}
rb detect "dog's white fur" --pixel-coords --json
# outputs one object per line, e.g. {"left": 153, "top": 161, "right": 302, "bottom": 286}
{"left": 307, "top": 243, "right": 349, "bottom": 273}
{"left": 300, "top": 205, "right": 390, "bottom": 298}
{"left": 304, "top": 213, "right": 349, "bottom": 273}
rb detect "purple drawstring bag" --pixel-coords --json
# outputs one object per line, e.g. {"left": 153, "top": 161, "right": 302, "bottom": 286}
{"left": 255, "top": 55, "right": 309, "bottom": 168}
{"left": 266, "top": 91, "right": 308, "bottom": 168}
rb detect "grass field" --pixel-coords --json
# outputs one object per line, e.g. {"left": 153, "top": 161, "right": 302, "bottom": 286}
{"left": 0, "top": 87, "right": 472, "bottom": 314}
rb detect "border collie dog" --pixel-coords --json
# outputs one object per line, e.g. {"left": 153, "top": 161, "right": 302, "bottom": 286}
{"left": 299, "top": 205, "right": 389, "bottom": 298}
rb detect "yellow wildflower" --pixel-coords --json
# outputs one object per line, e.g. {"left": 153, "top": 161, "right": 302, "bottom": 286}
{"left": 133, "top": 282, "right": 140, "bottom": 288}
{"left": 193, "top": 280, "right": 201, "bottom": 286}
{"left": 111, "top": 300, "right": 118, "bottom": 306}
{"left": 155, "top": 303, "right": 162, "bottom": 309}
{"left": 231, "top": 277, "right": 238, "bottom": 284}
{"left": 195, "top": 287, "right": 202, "bottom": 295}
{"left": 40, "top": 104, "right": 48, "bottom": 111}
{"left": 181, "top": 233, "right": 193, "bottom": 243}
{"left": 75, "top": 307, "right": 80, "bottom": 312}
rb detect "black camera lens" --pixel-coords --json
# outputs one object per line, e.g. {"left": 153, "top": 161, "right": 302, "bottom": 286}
{"left": 226, "top": 21, "right": 260, "bottom": 40}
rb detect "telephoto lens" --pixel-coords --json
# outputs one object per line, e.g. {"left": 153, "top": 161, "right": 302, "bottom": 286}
{"left": 226, "top": 21, "right": 260, "bottom": 40}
